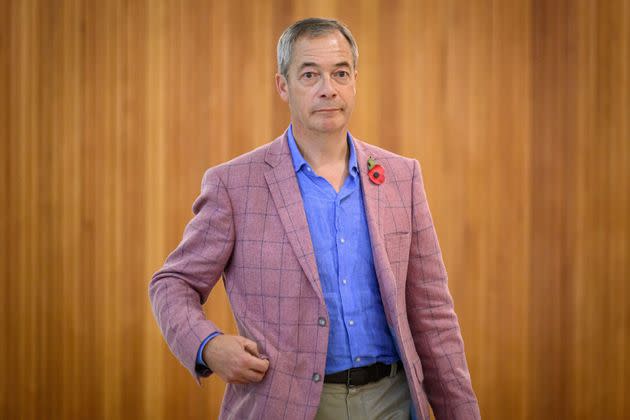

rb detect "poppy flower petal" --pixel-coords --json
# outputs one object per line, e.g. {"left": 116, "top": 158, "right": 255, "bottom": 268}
{"left": 368, "top": 164, "right": 385, "bottom": 185}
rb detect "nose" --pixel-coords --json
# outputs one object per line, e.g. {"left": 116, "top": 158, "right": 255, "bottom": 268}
{"left": 318, "top": 74, "right": 337, "bottom": 98}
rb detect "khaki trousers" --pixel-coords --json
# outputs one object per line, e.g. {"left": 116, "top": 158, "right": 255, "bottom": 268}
{"left": 314, "top": 368, "right": 411, "bottom": 420}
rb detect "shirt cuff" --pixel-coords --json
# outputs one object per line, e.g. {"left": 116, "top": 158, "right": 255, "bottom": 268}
{"left": 195, "top": 332, "right": 222, "bottom": 376}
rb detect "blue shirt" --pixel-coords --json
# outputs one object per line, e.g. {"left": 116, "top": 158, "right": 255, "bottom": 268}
{"left": 196, "top": 125, "right": 399, "bottom": 375}
{"left": 286, "top": 125, "right": 399, "bottom": 374}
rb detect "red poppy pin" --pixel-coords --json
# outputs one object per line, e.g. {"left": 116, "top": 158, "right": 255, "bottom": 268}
{"left": 367, "top": 156, "right": 385, "bottom": 185}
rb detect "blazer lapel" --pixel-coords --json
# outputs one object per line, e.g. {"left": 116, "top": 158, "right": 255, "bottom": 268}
{"left": 353, "top": 138, "right": 400, "bottom": 330}
{"left": 264, "top": 133, "right": 324, "bottom": 303}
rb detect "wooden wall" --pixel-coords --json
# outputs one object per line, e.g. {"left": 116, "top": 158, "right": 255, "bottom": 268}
{"left": 1, "top": 0, "right": 628, "bottom": 419}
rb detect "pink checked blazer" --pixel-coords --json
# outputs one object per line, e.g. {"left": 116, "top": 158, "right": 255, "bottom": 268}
{"left": 149, "top": 130, "right": 480, "bottom": 419}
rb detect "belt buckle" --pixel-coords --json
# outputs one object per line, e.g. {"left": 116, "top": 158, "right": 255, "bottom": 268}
{"left": 390, "top": 361, "right": 398, "bottom": 377}
{"left": 346, "top": 366, "right": 365, "bottom": 388}
{"left": 345, "top": 367, "right": 355, "bottom": 388}
{"left": 346, "top": 366, "right": 369, "bottom": 388}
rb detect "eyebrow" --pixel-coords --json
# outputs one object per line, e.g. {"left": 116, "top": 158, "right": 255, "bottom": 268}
{"left": 297, "top": 61, "right": 352, "bottom": 72}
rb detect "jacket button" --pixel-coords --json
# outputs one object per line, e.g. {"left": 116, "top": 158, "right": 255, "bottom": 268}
{"left": 318, "top": 317, "right": 326, "bottom": 326}
{"left": 312, "top": 373, "right": 321, "bottom": 382}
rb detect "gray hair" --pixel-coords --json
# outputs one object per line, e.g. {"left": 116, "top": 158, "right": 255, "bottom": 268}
{"left": 277, "top": 17, "right": 359, "bottom": 79}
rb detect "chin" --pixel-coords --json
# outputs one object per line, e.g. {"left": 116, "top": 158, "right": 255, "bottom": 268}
{"left": 315, "top": 124, "right": 344, "bottom": 134}
{"left": 311, "top": 118, "right": 346, "bottom": 133}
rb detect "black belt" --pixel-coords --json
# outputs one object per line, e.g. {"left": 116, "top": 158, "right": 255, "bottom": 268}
{"left": 323, "top": 361, "right": 403, "bottom": 387}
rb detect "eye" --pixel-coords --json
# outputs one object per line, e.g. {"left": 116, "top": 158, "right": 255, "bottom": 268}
{"left": 336, "top": 71, "right": 349, "bottom": 78}
{"left": 303, "top": 72, "right": 315, "bottom": 79}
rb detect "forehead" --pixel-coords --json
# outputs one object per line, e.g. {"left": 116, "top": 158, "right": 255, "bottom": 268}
{"left": 291, "top": 31, "right": 353, "bottom": 70}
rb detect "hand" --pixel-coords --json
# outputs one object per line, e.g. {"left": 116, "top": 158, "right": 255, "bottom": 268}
{"left": 202, "top": 334, "right": 270, "bottom": 384}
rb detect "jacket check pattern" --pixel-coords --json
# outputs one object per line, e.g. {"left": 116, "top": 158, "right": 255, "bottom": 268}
{"left": 149, "top": 131, "right": 481, "bottom": 419}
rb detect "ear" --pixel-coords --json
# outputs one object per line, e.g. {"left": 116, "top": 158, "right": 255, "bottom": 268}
{"left": 275, "top": 73, "right": 289, "bottom": 103}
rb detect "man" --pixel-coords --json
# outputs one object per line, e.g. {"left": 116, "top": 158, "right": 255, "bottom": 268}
{"left": 149, "top": 17, "right": 480, "bottom": 420}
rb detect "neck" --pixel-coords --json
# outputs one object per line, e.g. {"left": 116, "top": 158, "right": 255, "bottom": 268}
{"left": 291, "top": 123, "right": 349, "bottom": 170}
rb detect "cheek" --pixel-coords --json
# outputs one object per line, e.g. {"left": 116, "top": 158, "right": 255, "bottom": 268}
{"left": 289, "top": 89, "right": 309, "bottom": 107}
{"left": 342, "top": 89, "right": 356, "bottom": 106}
{"left": 289, "top": 96, "right": 310, "bottom": 117}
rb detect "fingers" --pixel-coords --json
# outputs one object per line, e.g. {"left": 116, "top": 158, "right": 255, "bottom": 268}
{"left": 246, "top": 353, "right": 270, "bottom": 374}
{"left": 240, "top": 337, "right": 269, "bottom": 372}
{"left": 241, "top": 338, "right": 260, "bottom": 357}
{"left": 240, "top": 367, "right": 267, "bottom": 384}
{"left": 229, "top": 356, "right": 268, "bottom": 384}
{"left": 232, "top": 349, "right": 269, "bottom": 383}
{"left": 209, "top": 335, "right": 270, "bottom": 384}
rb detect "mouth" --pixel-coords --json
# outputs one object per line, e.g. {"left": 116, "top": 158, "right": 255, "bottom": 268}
{"left": 314, "top": 108, "right": 341, "bottom": 113}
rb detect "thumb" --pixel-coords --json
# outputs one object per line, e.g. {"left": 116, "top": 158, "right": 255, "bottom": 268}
{"left": 241, "top": 337, "right": 260, "bottom": 357}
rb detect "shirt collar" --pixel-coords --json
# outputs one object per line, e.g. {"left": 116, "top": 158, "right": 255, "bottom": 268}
{"left": 286, "top": 124, "right": 359, "bottom": 177}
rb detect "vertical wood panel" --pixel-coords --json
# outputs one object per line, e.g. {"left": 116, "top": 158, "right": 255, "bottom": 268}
{"left": 531, "top": 1, "right": 575, "bottom": 417}
{"left": 1, "top": 1, "right": 628, "bottom": 419}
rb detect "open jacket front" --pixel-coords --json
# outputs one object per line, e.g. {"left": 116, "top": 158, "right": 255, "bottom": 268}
{"left": 149, "top": 131, "right": 480, "bottom": 420}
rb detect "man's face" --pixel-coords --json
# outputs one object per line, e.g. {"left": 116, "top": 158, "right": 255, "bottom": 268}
{"left": 275, "top": 31, "right": 358, "bottom": 136}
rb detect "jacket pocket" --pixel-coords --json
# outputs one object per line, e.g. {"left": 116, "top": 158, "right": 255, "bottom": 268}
{"left": 411, "top": 359, "right": 431, "bottom": 420}
{"left": 383, "top": 231, "right": 412, "bottom": 264}
{"left": 412, "top": 358, "right": 424, "bottom": 383}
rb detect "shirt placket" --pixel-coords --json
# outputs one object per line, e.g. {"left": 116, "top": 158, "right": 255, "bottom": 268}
{"left": 336, "top": 176, "right": 363, "bottom": 366}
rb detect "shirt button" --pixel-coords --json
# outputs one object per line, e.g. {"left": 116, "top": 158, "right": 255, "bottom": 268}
{"left": 348, "top": 320, "right": 355, "bottom": 326}
{"left": 307, "top": 167, "right": 312, "bottom": 172}
{"left": 341, "top": 279, "right": 347, "bottom": 285}
{"left": 312, "top": 373, "right": 321, "bottom": 382}
{"left": 340, "top": 238, "right": 345, "bottom": 244}
{"left": 318, "top": 317, "right": 326, "bottom": 326}
{"left": 355, "top": 357, "right": 361, "bottom": 362}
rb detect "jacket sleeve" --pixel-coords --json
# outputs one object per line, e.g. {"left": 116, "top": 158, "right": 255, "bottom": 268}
{"left": 406, "top": 159, "right": 481, "bottom": 419}
{"left": 148, "top": 167, "right": 235, "bottom": 385}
